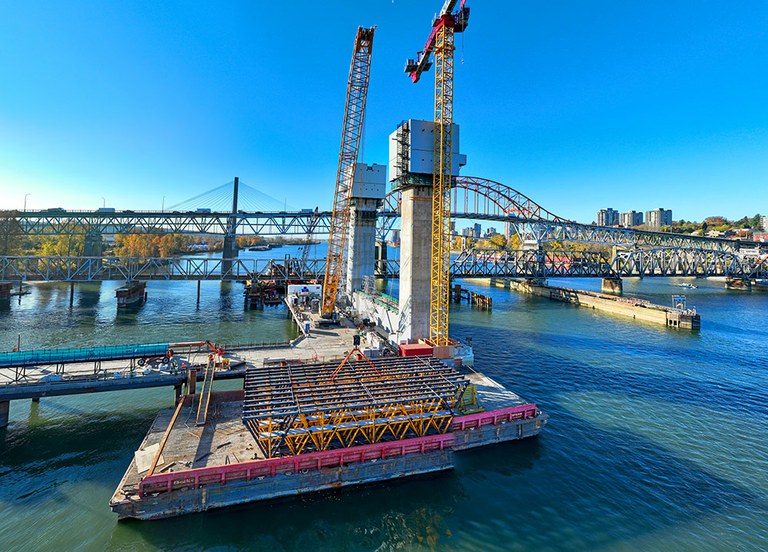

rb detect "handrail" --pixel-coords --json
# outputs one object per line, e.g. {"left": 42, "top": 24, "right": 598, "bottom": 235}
{"left": 139, "top": 432, "right": 454, "bottom": 496}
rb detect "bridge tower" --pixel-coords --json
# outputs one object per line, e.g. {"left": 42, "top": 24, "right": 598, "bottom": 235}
{"left": 346, "top": 164, "right": 386, "bottom": 297}
{"left": 222, "top": 177, "right": 239, "bottom": 273}
{"left": 389, "top": 120, "right": 466, "bottom": 342}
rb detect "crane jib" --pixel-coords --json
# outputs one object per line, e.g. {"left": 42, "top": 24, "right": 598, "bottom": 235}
{"left": 404, "top": 5, "right": 470, "bottom": 83}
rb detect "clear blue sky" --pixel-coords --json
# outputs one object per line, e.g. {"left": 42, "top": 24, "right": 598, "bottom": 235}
{"left": 1, "top": 0, "right": 766, "bottom": 223}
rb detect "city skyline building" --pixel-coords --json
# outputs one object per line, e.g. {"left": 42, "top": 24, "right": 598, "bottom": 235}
{"left": 646, "top": 208, "right": 673, "bottom": 229}
{"left": 597, "top": 208, "right": 619, "bottom": 227}
{"left": 620, "top": 210, "right": 644, "bottom": 228}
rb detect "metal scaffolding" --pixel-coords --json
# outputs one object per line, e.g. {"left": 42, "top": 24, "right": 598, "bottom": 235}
{"left": 242, "top": 356, "right": 469, "bottom": 458}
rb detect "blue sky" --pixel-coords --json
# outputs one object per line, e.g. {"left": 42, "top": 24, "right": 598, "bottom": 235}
{"left": 1, "top": 0, "right": 766, "bottom": 223}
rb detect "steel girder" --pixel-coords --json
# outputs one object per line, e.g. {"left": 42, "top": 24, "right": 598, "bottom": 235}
{"left": 10, "top": 211, "right": 333, "bottom": 237}
{"left": 2, "top": 251, "right": 767, "bottom": 282}
{"left": 0, "top": 256, "right": 324, "bottom": 282}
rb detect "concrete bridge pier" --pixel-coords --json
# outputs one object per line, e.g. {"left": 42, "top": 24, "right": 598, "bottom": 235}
{"left": 725, "top": 277, "right": 751, "bottom": 291}
{"left": 602, "top": 277, "right": 623, "bottom": 294}
{"left": 83, "top": 231, "right": 103, "bottom": 257}
{"left": 375, "top": 241, "right": 388, "bottom": 277}
{"left": 0, "top": 400, "right": 9, "bottom": 428}
{"left": 398, "top": 184, "right": 432, "bottom": 342}
{"left": 346, "top": 164, "right": 386, "bottom": 298}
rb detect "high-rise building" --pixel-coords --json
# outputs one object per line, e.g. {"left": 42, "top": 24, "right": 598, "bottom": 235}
{"left": 646, "top": 208, "right": 673, "bottom": 229}
{"left": 619, "top": 210, "right": 644, "bottom": 228}
{"left": 473, "top": 223, "right": 482, "bottom": 238}
{"left": 761, "top": 215, "right": 768, "bottom": 231}
{"left": 597, "top": 208, "right": 619, "bottom": 226}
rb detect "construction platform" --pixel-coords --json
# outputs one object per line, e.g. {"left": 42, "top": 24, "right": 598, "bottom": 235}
{"left": 110, "top": 356, "right": 546, "bottom": 520}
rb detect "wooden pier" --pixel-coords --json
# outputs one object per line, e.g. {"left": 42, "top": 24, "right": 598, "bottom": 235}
{"left": 451, "top": 284, "right": 492, "bottom": 310}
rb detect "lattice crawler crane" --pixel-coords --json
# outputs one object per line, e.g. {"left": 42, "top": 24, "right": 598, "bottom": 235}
{"left": 321, "top": 27, "right": 376, "bottom": 319}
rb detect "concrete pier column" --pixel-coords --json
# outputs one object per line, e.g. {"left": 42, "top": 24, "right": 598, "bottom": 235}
{"left": 346, "top": 164, "right": 386, "bottom": 298}
{"left": 83, "top": 231, "right": 103, "bottom": 257}
{"left": 398, "top": 185, "right": 433, "bottom": 342}
{"left": 174, "top": 384, "right": 182, "bottom": 405}
{"left": 0, "top": 400, "right": 9, "bottom": 428}
{"left": 602, "top": 277, "right": 623, "bottom": 294}
{"left": 0, "top": 281, "right": 11, "bottom": 301}
{"left": 725, "top": 277, "right": 751, "bottom": 291}
{"left": 346, "top": 200, "right": 380, "bottom": 297}
{"left": 375, "top": 241, "right": 388, "bottom": 277}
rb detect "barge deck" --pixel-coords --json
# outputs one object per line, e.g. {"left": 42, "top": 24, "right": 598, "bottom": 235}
{"left": 110, "top": 359, "right": 546, "bottom": 520}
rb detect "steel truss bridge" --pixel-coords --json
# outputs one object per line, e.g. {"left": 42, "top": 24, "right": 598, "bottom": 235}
{"left": 3, "top": 176, "right": 764, "bottom": 255}
{"left": 2, "top": 248, "right": 767, "bottom": 283}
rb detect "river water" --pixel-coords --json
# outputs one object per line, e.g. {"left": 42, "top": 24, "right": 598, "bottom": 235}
{"left": 1, "top": 253, "right": 767, "bottom": 551}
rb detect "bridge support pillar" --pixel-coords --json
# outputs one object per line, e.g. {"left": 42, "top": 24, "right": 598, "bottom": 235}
{"left": 398, "top": 184, "right": 432, "bottom": 342}
{"left": 725, "top": 277, "right": 751, "bottom": 291}
{"left": 0, "top": 282, "right": 11, "bottom": 301}
{"left": 222, "top": 176, "right": 240, "bottom": 276}
{"left": 602, "top": 277, "right": 623, "bottom": 295}
{"left": 0, "top": 400, "right": 9, "bottom": 428}
{"left": 83, "top": 231, "right": 103, "bottom": 257}
{"left": 174, "top": 384, "right": 182, "bottom": 405}
{"left": 346, "top": 199, "right": 382, "bottom": 297}
{"left": 346, "top": 165, "right": 386, "bottom": 298}
{"left": 222, "top": 233, "right": 239, "bottom": 275}
{"left": 375, "top": 241, "right": 388, "bottom": 278}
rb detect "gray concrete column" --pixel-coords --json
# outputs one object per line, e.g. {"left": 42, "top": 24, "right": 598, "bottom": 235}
{"left": 375, "top": 241, "right": 388, "bottom": 277}
{"left": 0, "top": 400, "right": 9, "bottom": 428}
{"left": 346, "top": 198, "right": 380, "bottom": 297}
{"left": 83, "top": 231, "right": 103, "bottom": 257}
{"left": 602, "top": 277, "right": 623, "bottom": 294}
{"left": 398, "top": 185, "right": 432, "bottom": 342}
{"left": 725, "top": 277, "right": 751, "bottom": 291}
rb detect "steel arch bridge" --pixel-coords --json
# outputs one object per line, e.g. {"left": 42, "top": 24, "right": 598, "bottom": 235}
{"left": 377, "top": 176, "right": 765, "bottom": 254}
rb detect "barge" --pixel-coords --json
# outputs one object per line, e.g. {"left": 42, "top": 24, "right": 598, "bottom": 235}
{"left": 110, "top": 355, "right": 547, "bottom": 520}
{"left": 116, "top": 281, "right": 147, "bottom": 307}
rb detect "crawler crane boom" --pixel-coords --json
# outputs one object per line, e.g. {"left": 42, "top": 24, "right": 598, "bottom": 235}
{"left": 321, "top": 27, "right": 376, "bottom": 318}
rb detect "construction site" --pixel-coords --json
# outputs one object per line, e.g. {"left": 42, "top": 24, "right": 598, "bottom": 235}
{"left": 109, "top": 1, "right": 549, "bottom": 520}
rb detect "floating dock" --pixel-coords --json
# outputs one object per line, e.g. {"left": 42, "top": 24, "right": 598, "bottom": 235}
{"left": 110, "top": 355, "right": 546, "bottom": 520}
{"left": 495, "top": 278, "right": 701, "bottom": 330}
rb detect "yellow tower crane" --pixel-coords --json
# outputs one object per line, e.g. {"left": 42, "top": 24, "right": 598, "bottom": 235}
{"left": 405, "top": 1, "right": 470, "bottom": 346}
{"left": 321, "top": 27, "right": 376, "bottom": 319}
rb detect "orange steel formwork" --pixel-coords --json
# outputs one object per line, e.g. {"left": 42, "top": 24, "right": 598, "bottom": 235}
{"left": 242, "top": 356, "right": 469, "bottom": 458}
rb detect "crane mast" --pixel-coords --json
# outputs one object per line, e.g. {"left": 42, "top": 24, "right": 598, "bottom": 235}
{"left": 406, "top": 2, "right": 469, "bottom": 346}
{"left": 321, "top": 27, "right": 375, "bottom": 318}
